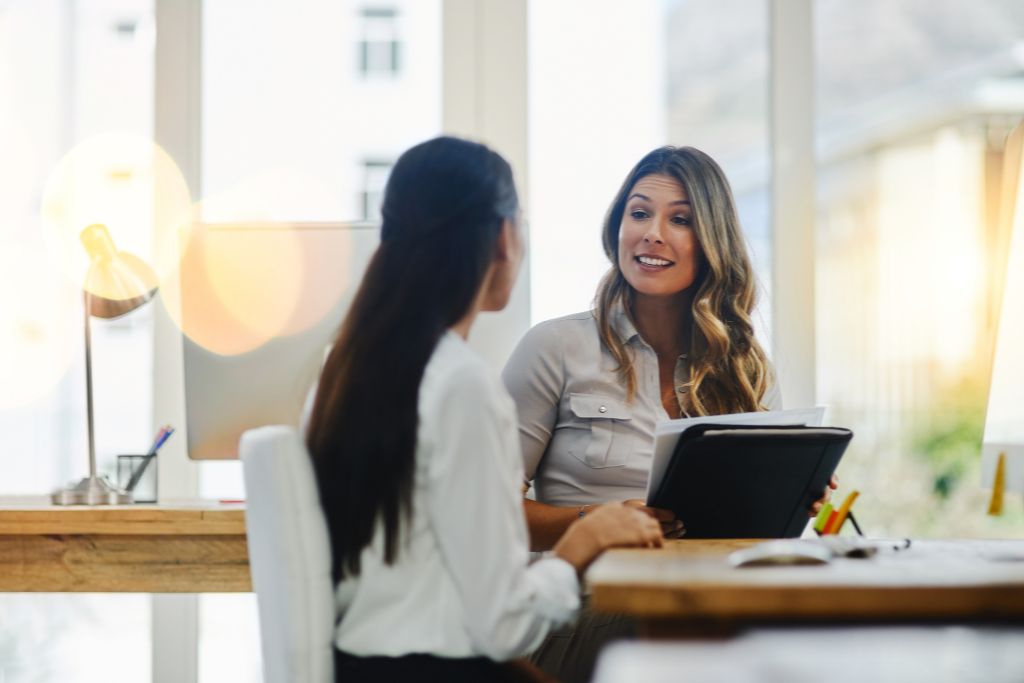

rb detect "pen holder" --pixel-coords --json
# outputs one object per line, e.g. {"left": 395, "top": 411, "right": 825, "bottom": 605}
{"left": 117, "top": 454, "right": 158, "bottom": 503}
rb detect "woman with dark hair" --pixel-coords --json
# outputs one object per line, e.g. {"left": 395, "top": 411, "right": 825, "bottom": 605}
{"left": 305, "top": 136, "right": 663, "bottom": 682}
{"left": 503, "top": 146, "right": 836, "bottom": 682}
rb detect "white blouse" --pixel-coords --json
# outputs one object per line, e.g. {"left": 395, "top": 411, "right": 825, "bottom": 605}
{"left": 332, "top": 331, "right": 580, "bottom": 660}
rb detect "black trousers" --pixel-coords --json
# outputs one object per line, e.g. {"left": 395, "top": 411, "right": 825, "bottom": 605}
{"left": 527, "top": 602, "right": 637, "bottom": 683}
{"left": 335, "top": 650, "right": 555, "bottom": 683}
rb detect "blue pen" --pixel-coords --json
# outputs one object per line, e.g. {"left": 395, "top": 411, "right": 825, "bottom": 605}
{"left": 148, "top": 426, "right": 169, "bottom": 454}
{"left": 150, "top": 427, "right": 175, "bottom": 455}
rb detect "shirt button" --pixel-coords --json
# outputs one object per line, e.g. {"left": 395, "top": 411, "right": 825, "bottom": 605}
{"left": 598, "top": 405, "right": 607, "bottom": 413}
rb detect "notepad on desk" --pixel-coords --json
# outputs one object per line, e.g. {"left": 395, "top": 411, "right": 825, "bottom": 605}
{"left": 645, "top": 407, "right": 851, "bottom": 538}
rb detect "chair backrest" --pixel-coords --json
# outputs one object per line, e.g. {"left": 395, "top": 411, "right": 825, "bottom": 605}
{"left": 240, "top": 425, "right": 335, "bottom": 683}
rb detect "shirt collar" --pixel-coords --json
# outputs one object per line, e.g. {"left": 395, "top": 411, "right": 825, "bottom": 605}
{"left": 609, "top": 298, "right": 641, "bottom": 344}
{"left": 609, "top": 297, "right": 690, "bottom": 362}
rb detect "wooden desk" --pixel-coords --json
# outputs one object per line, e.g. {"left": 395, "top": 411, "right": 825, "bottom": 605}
{"left": 588, "top": 538, "right": 1024, "bottom": 636}
{"left": 0, "top": 498, "right": 250, "bottom": 592}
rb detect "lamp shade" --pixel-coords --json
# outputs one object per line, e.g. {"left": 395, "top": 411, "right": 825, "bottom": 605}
{"left": 80, "top": 223, "right": 157, "bottom": 319}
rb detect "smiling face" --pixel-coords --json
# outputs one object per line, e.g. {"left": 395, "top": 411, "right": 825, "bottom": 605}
{"left": 617, "top": 173, "right": 703, "bottom": 300}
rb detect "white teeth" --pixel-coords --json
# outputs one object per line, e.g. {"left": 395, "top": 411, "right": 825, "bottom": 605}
{"left": 638, "top": 256, "right": 672, "bottom": 267}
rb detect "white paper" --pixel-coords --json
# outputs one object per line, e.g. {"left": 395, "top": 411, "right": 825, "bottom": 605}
{"left": 644, "top": 406, "right": 827, "bottom": 502}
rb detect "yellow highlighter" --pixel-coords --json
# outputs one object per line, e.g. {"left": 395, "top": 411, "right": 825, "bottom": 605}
{"left": 988, "top": 452, "right": 1006, "bottom": 516}
{"left": 826, "top": 490, "right": 860, "bottom": 535}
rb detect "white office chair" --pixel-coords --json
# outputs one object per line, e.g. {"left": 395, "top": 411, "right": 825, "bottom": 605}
{"left": 240, "top": 426, "right": 335, "bottom": 683}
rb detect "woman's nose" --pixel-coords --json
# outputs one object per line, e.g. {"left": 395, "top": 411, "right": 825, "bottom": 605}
{"left": 643, "top": 221, "right": 666, "bottom": 244}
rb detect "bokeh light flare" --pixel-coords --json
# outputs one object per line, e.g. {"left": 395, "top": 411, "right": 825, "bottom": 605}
{"left": 0, "top": 241, "right": 77, "bottom": 410}
{"left": 39, "top": 132, "right": 192, "bottom": 297}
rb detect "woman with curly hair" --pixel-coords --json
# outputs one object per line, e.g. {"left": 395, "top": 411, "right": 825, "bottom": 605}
{"left": 503, "top": 146, "right": 835, "bottom": 683}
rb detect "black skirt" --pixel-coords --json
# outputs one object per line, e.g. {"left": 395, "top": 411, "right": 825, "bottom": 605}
{"left": 335, "top": 649, "right": 556, "bottom": 683}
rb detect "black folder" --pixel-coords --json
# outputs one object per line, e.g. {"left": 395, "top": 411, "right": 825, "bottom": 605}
{"left": 647, "top": 424, "right": 853, "bottom": 538}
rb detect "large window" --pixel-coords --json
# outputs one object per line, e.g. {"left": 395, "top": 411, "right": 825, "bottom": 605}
{"left": 7, "top": 2, "right": 1024, "bottom": 680}
{"left": 0, "top": 0, "right": 156, "bottom": 506}
{"left": 0, "top": 0, "right": 155, "bottom": 679}
{"left": 201, "top": 0, "right": 439, "bottom": 223}
{"left": 814, "top": 0, "right": 1024, "bottom": 536}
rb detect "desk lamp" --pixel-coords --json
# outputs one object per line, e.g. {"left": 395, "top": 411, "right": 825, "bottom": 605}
{"left": 52, "top": 224, "right": 158, "bottom": 505}
{"left": 985, "top": 122, "right": 1024, "bottom": 514}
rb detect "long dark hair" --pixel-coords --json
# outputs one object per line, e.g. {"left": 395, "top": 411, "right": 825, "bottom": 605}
{"left": 595, "top": 146, "right": 772, "bottom": 414}
{"left": 306, "top": 136, "right": 518, "bottom": 582}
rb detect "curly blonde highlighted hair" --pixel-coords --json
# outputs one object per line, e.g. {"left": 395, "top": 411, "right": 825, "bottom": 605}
{"left": 595, "top": 146, "right": 772, "bottom": 416}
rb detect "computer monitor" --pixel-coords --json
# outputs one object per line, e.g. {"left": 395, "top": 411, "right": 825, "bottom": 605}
{"left": 179, "top": 218, "right": 530, "bottom": 460}
{"left": 181, "top": 223, "right": 379, "bottom": 459}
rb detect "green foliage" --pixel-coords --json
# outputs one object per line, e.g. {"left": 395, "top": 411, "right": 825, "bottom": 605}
{"left": 912, "top": 376, "right": 987, "bottom": 499}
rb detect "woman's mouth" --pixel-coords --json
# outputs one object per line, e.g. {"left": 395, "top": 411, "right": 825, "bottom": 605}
{"left": 635, "top": 255, "right": 674, "bottom": 270}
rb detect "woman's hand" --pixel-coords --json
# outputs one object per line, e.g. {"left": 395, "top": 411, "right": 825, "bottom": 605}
{"left": 809, "top": 474, "right": 840, "bottom": 517}
{"left": 622, "top": 499, "right": 686, "bottom": 539}
{"left": 552, "top": 502, "right": 663, "bottom": 575}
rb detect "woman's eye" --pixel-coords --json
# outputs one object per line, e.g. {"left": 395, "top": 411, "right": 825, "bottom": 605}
{"left": 630, "top": 209, "right": 649, "bottom": 220}
{"left": 672, "top": 215, "right": 691, "bottom": 226}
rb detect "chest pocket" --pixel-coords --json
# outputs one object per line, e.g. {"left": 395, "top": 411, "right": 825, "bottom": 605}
{"left": 567, "top": 393, "right": 632, "bottom": 468}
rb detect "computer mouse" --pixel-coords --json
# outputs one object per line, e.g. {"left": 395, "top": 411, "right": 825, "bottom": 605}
{"left": 728, "top": 540, "right": 833, "bottom": 568}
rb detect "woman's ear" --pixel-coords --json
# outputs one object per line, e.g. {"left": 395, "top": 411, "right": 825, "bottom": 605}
{"left": 494, "top": 217, "right": 515, "bottom": 262}
{"left": 481, "top": 217, "right": 523, "bottom": 313}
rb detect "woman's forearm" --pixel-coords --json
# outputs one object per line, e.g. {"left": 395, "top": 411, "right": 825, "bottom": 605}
{"left": 524, "top": 498, "right": 586, "bottom": 551}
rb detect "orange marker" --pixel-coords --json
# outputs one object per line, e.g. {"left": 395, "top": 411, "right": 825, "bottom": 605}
{"left": 828, "top": 490, "right": 860, "bottom": 535}
{"left": 822, "top": 509, "right": 840, "bottom": 535}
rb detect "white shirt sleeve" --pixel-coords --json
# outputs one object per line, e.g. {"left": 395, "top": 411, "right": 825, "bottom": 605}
{"left": 425, "top": 362, "right": 579, "bottom": 661}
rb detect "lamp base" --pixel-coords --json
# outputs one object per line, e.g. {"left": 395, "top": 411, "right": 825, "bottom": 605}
{"left": 52, "top": 476, "right": 133, "bottom": 505}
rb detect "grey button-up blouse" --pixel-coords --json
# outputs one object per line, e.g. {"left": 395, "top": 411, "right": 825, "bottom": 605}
{"left": 501, "top": 307, "right": 781, "bottom": 507}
